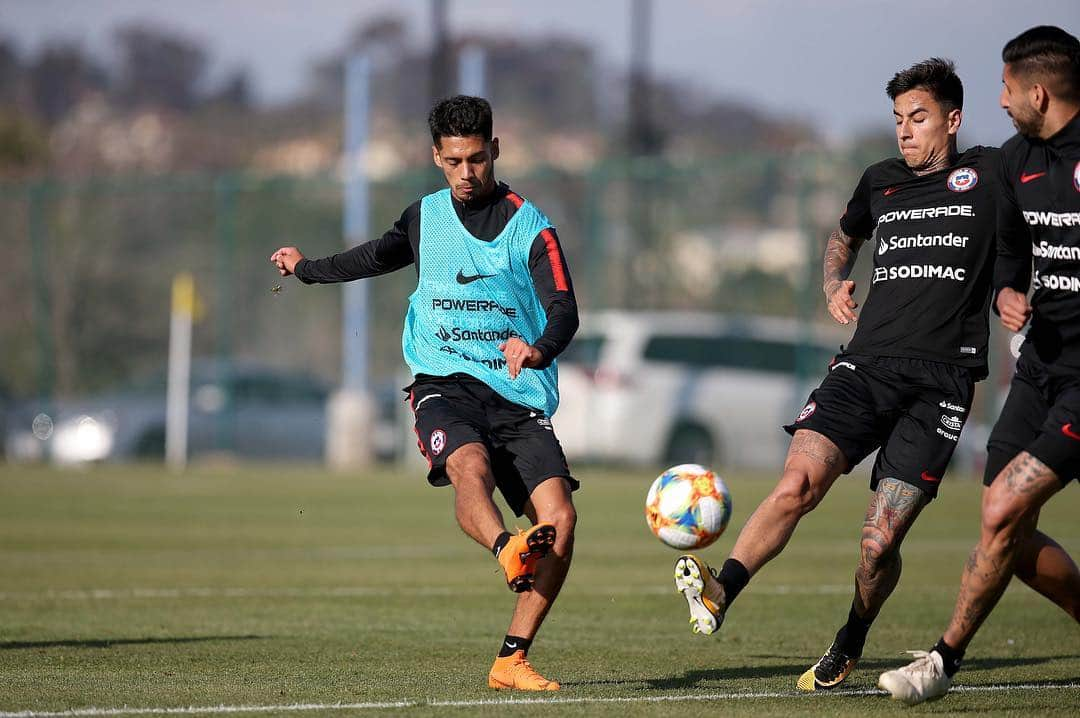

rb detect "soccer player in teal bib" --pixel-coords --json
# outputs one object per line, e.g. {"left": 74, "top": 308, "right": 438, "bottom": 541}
{"left": 271, "top": 96, "right": 579, "bottom": 691}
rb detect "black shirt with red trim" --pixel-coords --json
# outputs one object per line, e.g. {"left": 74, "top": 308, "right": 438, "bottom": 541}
{"left": 995, "top": 111, "right": 1080, "bottom": 372}
{"left": 839, "top": 146, "right": 998, "bottom": 376}
{"left": 294, "top": 182, "right": 578, "bottom": 368}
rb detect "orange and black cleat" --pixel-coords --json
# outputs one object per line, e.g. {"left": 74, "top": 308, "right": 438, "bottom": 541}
{"left": 488, "top": 650, "right": 560, "bottom": 691}
{"left": 497, "top": 523, "right": 557, "bottom": 593}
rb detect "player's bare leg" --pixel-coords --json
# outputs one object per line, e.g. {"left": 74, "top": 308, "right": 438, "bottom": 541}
{"left": 508, "top": 477, "right": 576, "bottom": 638}
{"left": 856, "top": 478, "right": 930, "bottom": 622}
{"left": 444, "top": 442, "right": 555, "bottom": 594}
{"left": 879, "top": 452, "right": 1064, "bottom": 704}
{"left": 943, "top": 453, "right": 1064, "bottom": 651}
{"left": 730, "top": 430, "right": 847, "bottom": 574}
{"left": 444, "top": 442, "right": 507, "bottom": 548}
{"left": 799, "top": 477, "right": 929, "bottom": 690}
{"left": 488, "top": 477, "right": 575, "bottom": 691}
{"left": 1010, "top": 516, "right": 1080, "bottom": 621}
{"left": 676, "top": 430, "right": 846, "bottom": 635}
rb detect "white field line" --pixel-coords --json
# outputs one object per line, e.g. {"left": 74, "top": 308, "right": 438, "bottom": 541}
{"left": 2, "top": 683, "right": 1079, "bottom": 717}
{"left": 0, "top": 584, "right": 853, "bottom": 602}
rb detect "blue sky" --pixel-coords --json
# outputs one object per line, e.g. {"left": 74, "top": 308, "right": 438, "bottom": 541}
{"left": 3, "top": 0, "right": 1078, "bottom": 145}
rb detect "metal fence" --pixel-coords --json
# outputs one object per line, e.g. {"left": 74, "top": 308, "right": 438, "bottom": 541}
{"left": 1, "top": 148, "right": 1010, "bottom": 466}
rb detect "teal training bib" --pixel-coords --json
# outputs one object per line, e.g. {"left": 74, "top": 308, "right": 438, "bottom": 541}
{"left": 402, "top": 189, "right": 560, "bottom": 416}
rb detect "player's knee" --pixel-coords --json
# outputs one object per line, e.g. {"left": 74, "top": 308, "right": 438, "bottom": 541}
{"left": 979, "top": 493, "right": 1030, "bottom": 550}
{"left": 771, "top": 470, "right": 821, "bottom": 517}
{"left": 545, "top": 502, "right": 577, "bottom": 539}
{"left": 859, "top": 528, "right": 898, "bottom": 573}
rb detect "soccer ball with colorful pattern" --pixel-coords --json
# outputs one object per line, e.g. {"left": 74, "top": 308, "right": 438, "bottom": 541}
{"left": 645, "top": 464, "right": 732, "bottom": 550}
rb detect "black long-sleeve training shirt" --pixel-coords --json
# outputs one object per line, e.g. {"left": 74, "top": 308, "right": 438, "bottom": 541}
{"left": 995, "top": 110, "right": 1080, "bottom": 372}
{"left": 294, "top": 182, "right": 579, "bottom": 368}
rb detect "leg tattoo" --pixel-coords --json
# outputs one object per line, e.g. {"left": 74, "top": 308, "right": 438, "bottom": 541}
{"left": 855, "top": 478, "right": 929, "bottom": 620}
{"left": 944, "top": 453, "right": 1062, "bottom": 651}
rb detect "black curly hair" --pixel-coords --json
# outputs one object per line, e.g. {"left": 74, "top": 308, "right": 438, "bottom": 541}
{"left": 428, "top": 95, "right": 493, "bottom": 146}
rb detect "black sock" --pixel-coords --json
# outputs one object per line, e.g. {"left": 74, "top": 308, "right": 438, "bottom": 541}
{"left": 834, "top": 602, "right": 873, "bottom": 658}
{"left": 498, "top": 634, "right": 532, "bottom": 657}
{"left": 717, "top": 558, "right": 750, "bottom": 604}
{"left": 491, "top": 531, "right": 512, "bottom": 559}
{"left": 933, "top": 637, "right": 964, "bottom": 678}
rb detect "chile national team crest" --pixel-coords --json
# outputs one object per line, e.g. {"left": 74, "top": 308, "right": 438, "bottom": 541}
{"left": 947, "top": 167, "right": 978, "bottom": 192}
{"left": 429, "top": 429, "right": 447, "bottom": 456}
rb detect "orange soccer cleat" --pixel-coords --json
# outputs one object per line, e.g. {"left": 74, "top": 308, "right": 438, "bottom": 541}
{"left": 488, "top": 650, "right": 561, "bottom": 691}
{"left": 497, "top": 523, "right": 557, "bottom": 592}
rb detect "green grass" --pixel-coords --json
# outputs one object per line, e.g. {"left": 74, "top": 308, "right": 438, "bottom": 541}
{"left": 0, "top": 462, "right": 1077, "bottom": 717}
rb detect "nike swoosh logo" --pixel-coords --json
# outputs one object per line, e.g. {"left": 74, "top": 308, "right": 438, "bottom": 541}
{"left": 456, "top": 270, "right": 494, "bottom": 285}
{"left": 883, "top": 187, "right": 899, "bottom": 196}
{"left": 1020, "top": 172, "right": 1046, "bottom": 184}
{"left": 505, "top": 641, "right": 517, "bottom": 648}
{"left": 920, "top": 471, "right": 941, "bottom": 484}
{"left": 1062, "top": 424, "right": 1080, "bottom": 441}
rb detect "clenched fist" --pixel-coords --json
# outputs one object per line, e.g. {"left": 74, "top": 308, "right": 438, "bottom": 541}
{"left": 270, "top": 247, "right": 305, "bottom": 277}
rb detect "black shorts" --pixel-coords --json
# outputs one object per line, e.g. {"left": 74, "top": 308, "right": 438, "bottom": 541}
{"left": 406, "top": 373, "right": 578, "bottom": 516}
{"left": 984, "top": 351, "right": 1080, "bottom": 487}
{"left": 783, "top": 354, "right": 976, "bottom": 498}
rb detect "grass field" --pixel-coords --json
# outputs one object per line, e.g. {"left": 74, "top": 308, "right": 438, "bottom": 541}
{"left": 1, "top": 462, "right": 1077, "bottom": 717}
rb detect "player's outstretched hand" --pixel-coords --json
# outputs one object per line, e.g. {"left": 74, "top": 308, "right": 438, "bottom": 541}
{"left": 270, "top": 247, "right": 304, "bottom": 277}
{"left": 825, "top": 279, "right": 858, "bottom": 325}
{"left": 996, "top": 287, "right": 1032, "bottom": 332}
{"left": 499, "top": 337, "right": 542, "bottom": 380}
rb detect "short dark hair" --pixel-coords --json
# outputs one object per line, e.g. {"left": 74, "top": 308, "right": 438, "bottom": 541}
{"left": 1002, "top": 25, "right": 1080, "bottom": 102}
{"left": 886, "top": 58, "right": 964, "bottom": 112}
{"left": 428, "top": 95, "right": 493, "bottom": 146}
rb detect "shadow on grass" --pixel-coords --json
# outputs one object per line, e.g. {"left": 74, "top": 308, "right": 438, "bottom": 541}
{"left": 0, "top": 635, "right": 267, "bottom": 650}
{"left": 963, "top": 655, "right": 1080, "bottom": 672}
{"left": 560, "top": 654, "right": 1080, "bottom": 690}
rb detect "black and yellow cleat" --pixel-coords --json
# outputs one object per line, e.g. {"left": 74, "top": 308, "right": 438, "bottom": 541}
{"left": 797, "top": 641, "right": 859, "bottom": 691}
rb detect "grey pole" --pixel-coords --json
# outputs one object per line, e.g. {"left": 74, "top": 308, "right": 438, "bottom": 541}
{"left": 327, "top": 53, "right": 376, "bottom": 469}
{"left": 343, "top": 53, "right": 371, "bottom": 392}
{"left": 458, "top": 45, "right": 486, "bottom": 97}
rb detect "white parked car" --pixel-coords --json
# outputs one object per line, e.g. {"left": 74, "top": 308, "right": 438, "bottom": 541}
{"left": 552, "top": 311, "right": 846, "bottom": 469}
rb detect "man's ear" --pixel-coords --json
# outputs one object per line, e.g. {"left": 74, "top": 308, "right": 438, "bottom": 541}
{"left": 1031, "top": 83, "right": 1050, "bottom": 113}
{"left": 491, "top": 137, "right": 500, "bottom": 161}
{"left": 947, "top": 108, "right": 962, "bottom": 135}
{"left": 432, "top": 144, "right": 443, "bottom": 168}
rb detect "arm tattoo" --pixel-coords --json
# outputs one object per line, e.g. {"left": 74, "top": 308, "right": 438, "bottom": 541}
{"left": 823, "top": 227, "right": 865, "bottom": 296}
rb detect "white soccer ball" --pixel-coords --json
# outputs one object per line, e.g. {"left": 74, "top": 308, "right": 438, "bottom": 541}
{"left": 645, "top": 463, "right": 732, "bottom": 550}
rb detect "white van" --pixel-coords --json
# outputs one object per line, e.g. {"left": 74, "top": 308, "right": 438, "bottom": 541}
{"left": 552, "top": 311, "right": 845, "bottom": 468}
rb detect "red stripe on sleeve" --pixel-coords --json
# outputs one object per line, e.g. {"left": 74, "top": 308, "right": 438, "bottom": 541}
{"left": 505, "top": 191, "right": 524, "bottom": 209}
{"left": 540, "top": 228, "right": 568, "bottom": 291}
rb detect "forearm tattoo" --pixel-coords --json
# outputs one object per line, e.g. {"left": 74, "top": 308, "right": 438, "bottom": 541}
{"left": 823, "top": 228, "right": 863, "bottom": 295}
